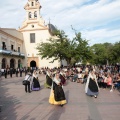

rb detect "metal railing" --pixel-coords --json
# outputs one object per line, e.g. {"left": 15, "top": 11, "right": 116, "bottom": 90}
{"left": 0, "top": 49, "right": 25, "bottom": 57}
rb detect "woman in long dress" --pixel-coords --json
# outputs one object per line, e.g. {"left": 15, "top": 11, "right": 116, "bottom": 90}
{"left": 44, "top": 70, "right": 52, "bottom": 88}
{"left": 31, "top": 70, "right": 40, "bottom": 91}
{"left": 49, "top": 72, "right": 67, "bottom": 106}
{"left": 85, "top": 70, "right": 99, "bottom": 98}
{"left": 59, "top": 70, "right": 66, "bottom": 85}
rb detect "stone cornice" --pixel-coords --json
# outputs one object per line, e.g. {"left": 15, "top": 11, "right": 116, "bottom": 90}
{"left": 19, "top": 21, "right": 48, "bottom": 31}
{"left": 24, "top": 0, "right": 41, "bottom": 10}
{"left": 24, "top": 6, "right": 41, "bottom": 10}
{"left": 19, "top": 28, "right": 48, "bottom": 32}
{"left": 0, "top": 30, "right": 23, "bottom": 43}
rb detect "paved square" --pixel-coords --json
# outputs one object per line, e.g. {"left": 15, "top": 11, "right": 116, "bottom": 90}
{"left": 0, "top": 74, "right": 120, "bottom": 120}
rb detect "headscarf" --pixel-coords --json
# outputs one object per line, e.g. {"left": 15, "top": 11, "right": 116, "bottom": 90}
{"left": 53, "top": 73, "right": 61, "bottom": 85}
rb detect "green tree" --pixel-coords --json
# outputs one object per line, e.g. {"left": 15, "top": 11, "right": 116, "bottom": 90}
{"left": 111, "top": 42, "right": 120, "bottom": 64}
{"left": 36, "top": 29, "right": 91, "bottom": 66}
{"left": 70, "top": 32, "right": 92, "bottom": 65}
{"left": 90, "top": 43, "right": 113, "bottom": 65}
{"left": 36, "top": 29, "right": 69, "bottom": 64}
{"left": 90, "top": 44, "right": 107, "bottom": 65}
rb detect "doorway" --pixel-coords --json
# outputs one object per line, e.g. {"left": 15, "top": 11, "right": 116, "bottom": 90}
{"left": 30, "top": 60, "right": 36, "bottom": 68}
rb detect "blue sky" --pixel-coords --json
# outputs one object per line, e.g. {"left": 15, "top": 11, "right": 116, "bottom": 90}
{"left": 0, "top": 0, "right": 120, "bottom": 45}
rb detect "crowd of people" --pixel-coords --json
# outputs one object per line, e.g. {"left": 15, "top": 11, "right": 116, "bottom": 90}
{"left": 0, "top": 67, "right": 37, "bottom": 78}
{"left": 22, "top": 68, "right": 67, "bottom": 107}
{"left": 1, "top": 65, "right": 120, "bottom": 108}
{"left": 43, "top": 65, "right": 120, "bottom": 98}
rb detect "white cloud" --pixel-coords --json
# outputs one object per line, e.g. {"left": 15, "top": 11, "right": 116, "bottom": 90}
{"left": 0, "top": 0, "right": 120, "bottom": 45}
{"left": 82, "top": 28, "right": 120, "bottom": 45}
{"left": 53, "top": 0, "right": 120, "bottom": 28}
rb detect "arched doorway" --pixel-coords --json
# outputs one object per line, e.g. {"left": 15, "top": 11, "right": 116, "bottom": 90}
{"left": 10, "top": 59, "right": 15, "bottom": 68}
{"left": 2, "top": 58, "right": 6, "bottom": 69}
{"left": 30, "top": 60, "right": 36, "bottom": 68}
{"left": 18, "top": 59, "right": 21, "bottom": 68}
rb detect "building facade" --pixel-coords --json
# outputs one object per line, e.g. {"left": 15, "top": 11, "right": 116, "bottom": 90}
{"left": 18, "top": 0, "right": 60, "bottom": 68}
{"left": 0, "top": 0, "right": 67, "bottom": 69}
{"left": 0, "top": 28, "right": 25, "bottom": 69}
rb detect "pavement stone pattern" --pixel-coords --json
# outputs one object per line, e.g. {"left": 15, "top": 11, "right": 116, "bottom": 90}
{"left": 0, "top": 74, "right": 120, "bottom": 120}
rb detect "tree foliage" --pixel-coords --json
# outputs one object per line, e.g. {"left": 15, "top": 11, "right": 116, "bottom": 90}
{"left": 36, "top": 28, "right": 120, "bottom": 66}
{"left": 90, "top": 42, "right": 120, "bottom": 65}
{"left": 36, "top": 29, "right": 91, "bottom": 65}
{"left": 36, "top": 30, "right": 68, "bottom": 63}
{"left": 111, "top": 42, "right": 120, "bottom": 64}
{"left": 70, "top": 32, "right": 92, "bottom": 64}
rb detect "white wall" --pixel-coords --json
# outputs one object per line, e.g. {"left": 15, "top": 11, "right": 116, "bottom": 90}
{"left": 22, "top": 29, "right": 60, "bottom": 68}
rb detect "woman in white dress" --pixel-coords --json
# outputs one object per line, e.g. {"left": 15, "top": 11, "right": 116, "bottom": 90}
{"left": 85, "top": 70, "right": 99, "bottom": 98}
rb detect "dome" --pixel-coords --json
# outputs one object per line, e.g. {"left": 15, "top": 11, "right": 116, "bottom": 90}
{"left": 48, "top": 24, "right": 57, "bottom": 35}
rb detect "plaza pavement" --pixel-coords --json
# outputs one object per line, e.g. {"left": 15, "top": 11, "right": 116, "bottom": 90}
{"left": 0, "top": 74, "right": 120, "bottom": 120}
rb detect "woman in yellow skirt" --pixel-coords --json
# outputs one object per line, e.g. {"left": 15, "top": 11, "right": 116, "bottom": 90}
{"left": 49, "top": 72, "right": 67, "bottom": 107}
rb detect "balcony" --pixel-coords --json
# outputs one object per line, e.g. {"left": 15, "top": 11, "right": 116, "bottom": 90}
{"left": 0, "top": 49, "right": 25, "bottom": 58}
{"left": 0, "top": 49, "right": 11, "bottom": 54}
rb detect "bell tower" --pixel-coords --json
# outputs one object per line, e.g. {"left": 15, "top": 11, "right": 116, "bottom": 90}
{"left": 24, "top": 0, "right": 41, "bottom": 21}
{"left": 19, "top": 0, "right": 47, "bottom": 31}
{"left": 18, "top": 0, "right": 60, "bottom": 68}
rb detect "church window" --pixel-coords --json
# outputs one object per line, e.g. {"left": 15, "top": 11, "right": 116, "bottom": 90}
{"left": 30, "top": 33, "right": 35, "bottom": 43}
{"left": 34, "top": 11, "right": 37, "bottom": 18}
{"left": 32, "top": 2, "right": 34, "bottom": 6}
{"left": 32, "top": 25, "right": 34, "bottom": 28}
{"left": 29, "top": 12, "right": 32, "bottom": 18}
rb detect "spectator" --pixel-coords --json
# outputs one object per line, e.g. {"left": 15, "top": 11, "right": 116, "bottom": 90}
{"left": 23, "top": 72, "right": 32, "bottom": 93}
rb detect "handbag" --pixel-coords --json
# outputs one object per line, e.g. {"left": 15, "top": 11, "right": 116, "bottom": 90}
{"left": 22, "top": 80, "right": 28, "bottom": 85}
{"left": 22, "top": 74, "right": 31, "bottom": 85}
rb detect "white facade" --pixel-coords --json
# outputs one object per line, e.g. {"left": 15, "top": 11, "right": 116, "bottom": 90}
{"left": 19, "top": 0, "right": 60, "bottom": 68}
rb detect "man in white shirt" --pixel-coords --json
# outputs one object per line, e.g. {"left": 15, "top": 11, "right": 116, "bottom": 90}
{"left": 24, "top": 73, "right": 32, "bottom": 93}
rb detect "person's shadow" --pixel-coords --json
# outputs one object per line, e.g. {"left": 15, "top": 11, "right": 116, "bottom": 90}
{"left": 47, "top": 90, "right": 69, "bottom": 120}
{"left": 48, "top": 106, "right": 65, "bottom": 120}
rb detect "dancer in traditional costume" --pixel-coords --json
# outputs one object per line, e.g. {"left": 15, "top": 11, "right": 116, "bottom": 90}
{"left": 31, "top": 70, "right": 40, "bottom": 91}
{"left": 49, "top": 72, "right": 67, "bottom": 106}
{"left": 44, "top": 70, "right": 52, "bottom": 88}
{"left": 59, "top": 70, "right": 66, "bottom": 85}
{"left": 85, "top": 70, "right": 99, "bottom": 98}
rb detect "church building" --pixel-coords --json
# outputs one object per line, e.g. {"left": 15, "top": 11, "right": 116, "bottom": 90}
{"left": 0, "top": 0, "right": 62, "bottom": 69}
